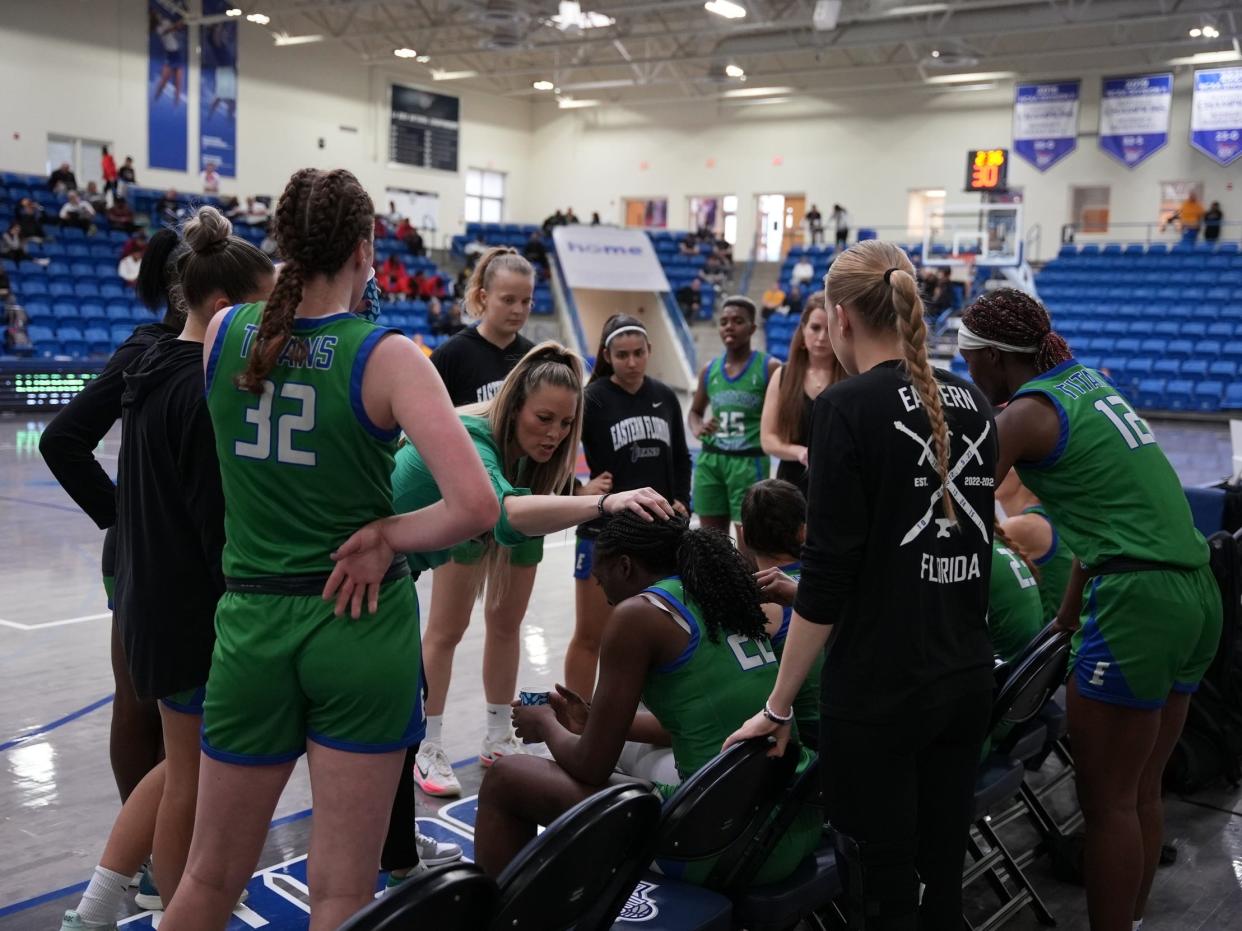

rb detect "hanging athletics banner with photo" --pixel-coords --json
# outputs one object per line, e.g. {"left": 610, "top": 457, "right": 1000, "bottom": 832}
{"left": 1012, "top": 81, "right": 1080, "bottom": 171}
{"left": 1191, "top": 68, "right": 1242, "bottom": 166}
{"left": 147, "top": 0, "right": 189, "bottom": 171}
{"left": 200, "top": 0, "right": 238, "bottom": 177}
{"left": 1098, "top": 73, "right": 1173, "bottom": 168}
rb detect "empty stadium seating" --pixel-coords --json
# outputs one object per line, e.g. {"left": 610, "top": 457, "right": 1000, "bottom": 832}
{"left": 1037, "top": 241, "right": 1242, "bottom": 411}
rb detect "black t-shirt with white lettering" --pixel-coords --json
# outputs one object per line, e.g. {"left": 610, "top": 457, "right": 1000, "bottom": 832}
{"left": 794, "top": 359, "right": 997, "bottom": 722}
{"left": 577, "top": 376, "right": 692, "bottom": 539}
{"left": 430, "top": 325, "right": 535, "bottom": 406}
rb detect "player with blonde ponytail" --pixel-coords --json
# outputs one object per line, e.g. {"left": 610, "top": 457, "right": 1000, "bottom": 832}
{"left": 727, "top": 240, "right": 998, "bottom": 928}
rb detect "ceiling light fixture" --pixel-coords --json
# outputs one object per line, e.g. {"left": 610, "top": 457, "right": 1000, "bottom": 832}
{"left": 550, "top": 1, "right": 615, "bottom": 30}
{"left": 1204, "top": 26, "right": 1220, "bottom": 39}
{"left": 722, "top": 96, "right": 793, "bottom": 107}
{"left": 393, "top": 47, "right": 418, "bottom": 58}
{"left": 273, "top": 33, "right": 323, "bottom": 46}
{"left": 722, "top": 85, "right": 794, "bottom": 98}
{"left": 533, "top": 80, "right": 555, "bottom": 90}
{"left": 886, "top": 3, "right": 950, "bottom": 15}
{"left": 725, "top": 63, "right": 745, "bottom": 78}
{"left": 245, "top": 12, "right": 270, "bottom": 25}
{"left": 557, "top": 97, "right": 601, "bottom": 109}
{"left": 924, "top": 189, "right": 947, "bottom": 197}
{"left": 705, "top": 1, "right": 747, "bottom": 21}
{"left": 416, "top": 55, "right": 431, "bottom": 62}
{"left": 1167, "top": 47, "right": 1241, "bottom": 66}
{"left": 931, "top": 49, "right": 941, "bottom": 58}
{"left": 923, "top": 71, "right": 1014, "bottom": 84}
{"left": 226, "top": 8, "right": 242, "bottom": 16}
{"left": 431, "top": 69, "right": 479, "bottom": 81}
{"left": 1190, "top": 28, "right": 1203, "bottom": 37}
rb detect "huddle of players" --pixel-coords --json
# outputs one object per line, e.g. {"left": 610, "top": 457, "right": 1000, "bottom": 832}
{"left": 44, "top": 164, "right": 1221, "bottom": 931}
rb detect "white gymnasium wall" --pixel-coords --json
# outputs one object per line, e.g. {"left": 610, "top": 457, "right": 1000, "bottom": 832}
{"left": 528, "top": 85, "right": 1242, "bottom": 262}
{"left": 0, "top": 0, "right": 534, "bottom": 239}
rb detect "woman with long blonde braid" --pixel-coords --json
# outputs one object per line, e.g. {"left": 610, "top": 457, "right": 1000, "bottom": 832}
{"left": 727, "top": 240, "right": 998, "bottom": 930}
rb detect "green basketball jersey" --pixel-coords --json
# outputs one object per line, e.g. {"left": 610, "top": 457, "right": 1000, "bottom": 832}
{"left": 640, "top": 577, "right": 781, "bottom": 781}
{"left": 206, "top": 304, "right": 401, "bottom": 578}
{"left": 1013, "top": 361, "right": 1208, "bottom": 571}
{"left": 1023, "top": 505, "right": 1073, "bottom": 621}
{"left": 770, "top": 564, "right": 822, "bottom": 739}
{"left": 988, "top": 539, "right": 1043, "bottom": 662}
{"left": 701, "top": 351, "right": 770, "bottom": 456}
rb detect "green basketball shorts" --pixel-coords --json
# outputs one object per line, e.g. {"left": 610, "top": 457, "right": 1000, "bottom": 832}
{"left": 449, "top": 535, "right": 544, "bottom": 568}
{"left": 693, "top": 450, "right": 771, "bottom": 523}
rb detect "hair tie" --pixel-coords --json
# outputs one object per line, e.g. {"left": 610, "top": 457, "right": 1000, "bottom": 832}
{"left": 883, "top": 267, "right": 900, "bottom": 285}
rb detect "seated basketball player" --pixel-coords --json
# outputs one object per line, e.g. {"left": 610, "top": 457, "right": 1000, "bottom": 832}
{"left": 473, "top": 512, "right": 821, "bottom": 885}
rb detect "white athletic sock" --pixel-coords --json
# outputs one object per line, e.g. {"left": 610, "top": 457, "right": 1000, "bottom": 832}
{"left": 485, "top": 702, "right": 511, "bottom": 740}
{"left": 423, "top": 715, "right": 443, "bottom": 747}
{"left": 1133, "top": 920, "right": 1143, "bottom": 931}
{"left": 75, "top": 866, "right": 131, "bottom": 923}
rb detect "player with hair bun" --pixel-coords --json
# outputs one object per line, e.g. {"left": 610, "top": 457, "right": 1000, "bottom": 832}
{"left": 727, "top": 240, "right": 998, "bottom": 928}
{"left": 959, "top": 287, "right": 1221, "bottom": 931}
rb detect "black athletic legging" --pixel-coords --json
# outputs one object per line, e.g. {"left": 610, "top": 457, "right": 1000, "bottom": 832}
{"left": 382, "top": 743, "right": 422, "bottom": 871}
{"left": 823, "top": 689, "right": 991, "bottom": 931}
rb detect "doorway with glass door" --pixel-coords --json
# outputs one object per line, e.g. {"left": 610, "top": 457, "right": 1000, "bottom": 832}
{"left": 754, "top": 194, "right": 805, "bottom": 262}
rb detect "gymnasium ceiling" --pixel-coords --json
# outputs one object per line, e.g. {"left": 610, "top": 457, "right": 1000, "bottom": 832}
{"left": 200, "top": 0, "right": 1240, "bottom": 108}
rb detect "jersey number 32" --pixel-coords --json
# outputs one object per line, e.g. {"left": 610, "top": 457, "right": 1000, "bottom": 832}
{"left": 235, "top": 380, "right": 318, "bottom": 466}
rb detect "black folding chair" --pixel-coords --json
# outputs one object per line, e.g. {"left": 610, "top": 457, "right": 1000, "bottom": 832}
{"left": 576, "top": 737, "right": 798, "bottom": 931}
{"left": 489, "top": 782, "right": 661, "bottom": 931}
{"left": 964, "top": 627, "right": 1070, "bottom": 931}
{"left": 337, "top": 862, "right": 498, "bottom": 931}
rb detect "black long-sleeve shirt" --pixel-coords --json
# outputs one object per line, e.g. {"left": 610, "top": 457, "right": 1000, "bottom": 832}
{"left": 115, "top": 338, "right": 224, "bottom": 698}
{"left": 576, "top": 376, "right": 692, "bottom": 538}
{"left": 430, "top": 325, "right": 535, "bottom": 406}
{"left": 794, "top": 359, "right": 997, "bottom": 721}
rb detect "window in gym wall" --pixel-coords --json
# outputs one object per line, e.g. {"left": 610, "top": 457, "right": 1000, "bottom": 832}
{"left": 688, "top": 195, "right": 737, "bottom": 244}
{"left": 1158, "top": 181, "right": 1204, "bottom": 228}
{"left": 465, "top": 168, "right": 505, "bottom": 223}
{"left": 47, "top": 135, "right": 110, "bottom": 187}
{"left": 907, "top": 188, "right": 947, "bottom": 238}
{"left": 1070, "top": 185, "right": 1111, "bottom": 234}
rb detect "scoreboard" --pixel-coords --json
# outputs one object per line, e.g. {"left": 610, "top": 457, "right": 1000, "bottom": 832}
{"left": 389, "top": 85, "right": 460, "bottom": 173}
{"left": 0, "top": 361, "right": 103, "bottom": 411}
{"left": 966, "top": 148, "right": 1009, "bottom": 192}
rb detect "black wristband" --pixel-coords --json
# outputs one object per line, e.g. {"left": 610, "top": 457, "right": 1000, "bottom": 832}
{"left": 597, "top": 493, "right": 613, "bottom": 517}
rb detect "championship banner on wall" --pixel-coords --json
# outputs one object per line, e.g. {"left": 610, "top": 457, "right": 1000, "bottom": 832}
{"left": 1098, "top": 73, "right": 1173, "bottom": 168}
{"left": 1013, "top": 81, "right": 1080, "bottom": 171}
{"left": 552, "top": 226, "right": 671, "bottom": 293}
{"left": 200, "top": 0, "right": 238, "bottom": 178}
{"left": 147, "top": 0, "right": 189, "bottom": 171}
{"left": 1191, "top": 68, "right": 1242, "bottom": 166}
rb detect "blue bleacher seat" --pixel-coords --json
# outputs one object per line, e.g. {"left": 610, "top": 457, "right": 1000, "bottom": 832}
{"left": 1136, "top": 378, "right": 1166, "bottom": 408}
{"left": 1207, "top": 322, "right": 1233, "bottom": 339}
{"left": 1223, "top": 383, "right": 1242, "bottom": 409}
{"left": 89, "top": 244, "right": 114, "bottom": 259}
{"left": 19, "top": 279, "right": 49, "bottom": 298}
{"left": 110, "top": 323, "right": 133, "bottom": 345}
{"left": 1165, "top": 379, "right": 1195, "bottom": 410}
{"left": 106, "top": 302, "right": 131, "bottom": 321}
{"left": 85, "top": 326, "right": 111, "bottom": 355}
{"left": 28, "top": 324, "right": 58, "bottom": 356}
{"left": 1223, "top": 341, "right": 1242, "bottom": 362}
{"left": 56, "top": 325, "right": 86, "bottom": 356}
{"left": 1181, "top": 358, "right": 1209, "bottom": 381}
{"left": 1193, "top": 339, "right": 1222, "bottom": 358}
{"left": 1166, "top": 339, "right": 1194, "bottom": 358}
{"left": 1153, "top": 357, "right": 1181, "bottom": 379}
{"left": 1078, "top": 354, "right": 1102, "bottom": 371}
{"left": 51, "top": 300, "right": 79, "bottom": 319}
{"left": 94, "top": 262, "right": 115, "bottom": 279}
{"left": 1128, "top": 357, "right": 1156, "bottom": 378}
{"left": 99, "top": 283, "right": 126, "bottom": 300}
{"left": 80, "top": 302, "right": 105, "bottom": 321}
{"left": 1210, "top": 359, "right": 1237, "bottom": 381}
{"left": 1180, "top": 321, "right": 1208, "bottom": 340}
{"left": 1086, "top": 337, "right": 1115, "bottom": 355}
{"left": 74, "top": 282, "right": 101, "bottom": 299}
{"left": 1115, "top": 338, "right": 1141, "bottom": 356}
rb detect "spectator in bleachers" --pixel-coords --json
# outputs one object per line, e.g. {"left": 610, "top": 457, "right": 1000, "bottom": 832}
{"left": 16, "top": 198, "right": 47, "bottom": 241}
{"left": 244, "top": 196, "right": 270, "bottom": 226}
{"left": 463, "top": 232, "right": 488, "bottom": 264}
{"left": 699, "top": 253, "right": 726, "bottom": 286}
{"left": 84, "top": 181, "right": 108, "bottom": 215}
{"left": 220, "top": 195, "right": 243, "bottom": 219}
{"left": 260, "top": 221, "right": 279, "bottom": 259}
{"left": 5, "top": 299, "right": 32, "bottom": 354}
{"left": 805, "top": 204, "right": 824, "bottom": 246}
{"left": 201, "top": 162, "right": 221, "bottom": 194}
{"left": 522, "top": 230, "right": 548, "bottom": 269}
{"left": 679, "top": 233, "right": 699, "bottom": 256}
{"left": 2, "top": 222, "right": 34, "bottom": 264}
{"left": 541, "top": 209, "right": 566, "bottom": 235}
{"left": 396, "top": 218, "right": 425, "bottom": 257}
{"left": 830, "top": 203, "right": 850, "bottom": 250}
{"left": 786, "top": 282, "right": 805, "bottom": 317}
{"left": 791, "top": 255, "right": 815, "bottom": 287}
{"left": 762, "top": 280, "right": 787, "bottom": 319}
{"left": 1171, "top": 191, "right": 1205, "bottom": 242}
{"left": 386, "top": 200, "right": 403, "bottom": 227}
{"left": 714, "top": 236, "right": 733, "bottom": 269}
{"left": 118, "top": 156, "right": 136, "bottom": 197}
{"left": 417, "top": 269, "right": 445, "bottom": 300}
{"left": 373, "top": 215, "right": 388, "bottom": 240}
{"left": 155, "top": 188, "right": 182, "bottom": 226}
{"left": 0, "top": 267, "right": 10, "bottom": 298}
{"left": 106, "top": 197, "right": 137, "bottom": 233}
{"left": 48, "top": 161, "right": 77, "bottom": 193}
{"left": 676, "top": 277, "right": 702, "bottom": 321}
{"left": 101, "top": 146, "right": 118, "bottom": 201}
{"left": 1204, "top": 202, "right": 1224, "bottom": 244}
{"left": 453, "top": 265, "right": 470, "bottom": 298}
{"left": 590, "top": 211, "right": 601, "bottom": 226}
{"left": 58, "top": 191, "right": 96, "bottom": 233}
{"left": 377, "top": 255, "right": 411, "bottom": 299}
{"left": 118, "top": 248, "right": 143, "bottom": 288}
{"left": 929, "top": 267, "right": 955, "bottom": 315}
{"left": 120, "top": 229, "right": 148, "bottom": 260}
{"left": 565, "top": 207, "right": 580, "bottom": 224}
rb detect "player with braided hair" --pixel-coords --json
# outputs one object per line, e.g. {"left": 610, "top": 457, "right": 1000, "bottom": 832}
{"left": 960, "top": 287, "right": 1221, "bottom": 931}
{"left": 163, "top": 168, "right": 498, "bottom": 930}
{"left": 475, "top": 512, "right": 820, "bottom": 886}
{"left": 727, "top": 240, "right": 997, "bottom": 928}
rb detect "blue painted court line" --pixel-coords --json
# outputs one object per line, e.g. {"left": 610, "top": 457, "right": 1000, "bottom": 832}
{"left": 0, "top": 694, "right": 114, "bottom": 753}
{"left": 0, "top": 881, "right": 90, "bottom": 919}
{"left": 0, "top": 493, "right": 86, "bottom": 515}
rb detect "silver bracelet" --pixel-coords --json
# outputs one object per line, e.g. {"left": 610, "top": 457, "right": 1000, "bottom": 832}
{"left": 763, "top": 700, "right": 793, "bottom": 725}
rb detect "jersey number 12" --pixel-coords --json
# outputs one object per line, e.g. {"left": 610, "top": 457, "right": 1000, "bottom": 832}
{"left": 235, "top": 380, "right": 317, "bottom": 466}
{"left": 1094, "top": 395, "right": 1155, "bottom": 450}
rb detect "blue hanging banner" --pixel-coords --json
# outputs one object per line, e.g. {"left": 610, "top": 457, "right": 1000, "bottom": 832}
{"left": 147, "top": 1, "right": 189, "bottom": 171}
{"left": 1190, "top": 68, "right": 1242, "bottom": 166}
{"left": 1098, "top": 73, "right": 1173, "bottom": 168}
{"left": 1012, "top": 81, "right": 1080, "bottom": 171}
{"left": 200, "top": 0, "right": 238, "bottom": 178}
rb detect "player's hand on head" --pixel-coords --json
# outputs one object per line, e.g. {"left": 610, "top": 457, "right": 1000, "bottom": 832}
{"left": 324, "top": 523, "right": 395, "bottom": 619}
{"left": 754, "top": 566, "right": 798, "bottom": 607}
{"left": 607, "top": 487, "right": 676, "bottom": 522}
